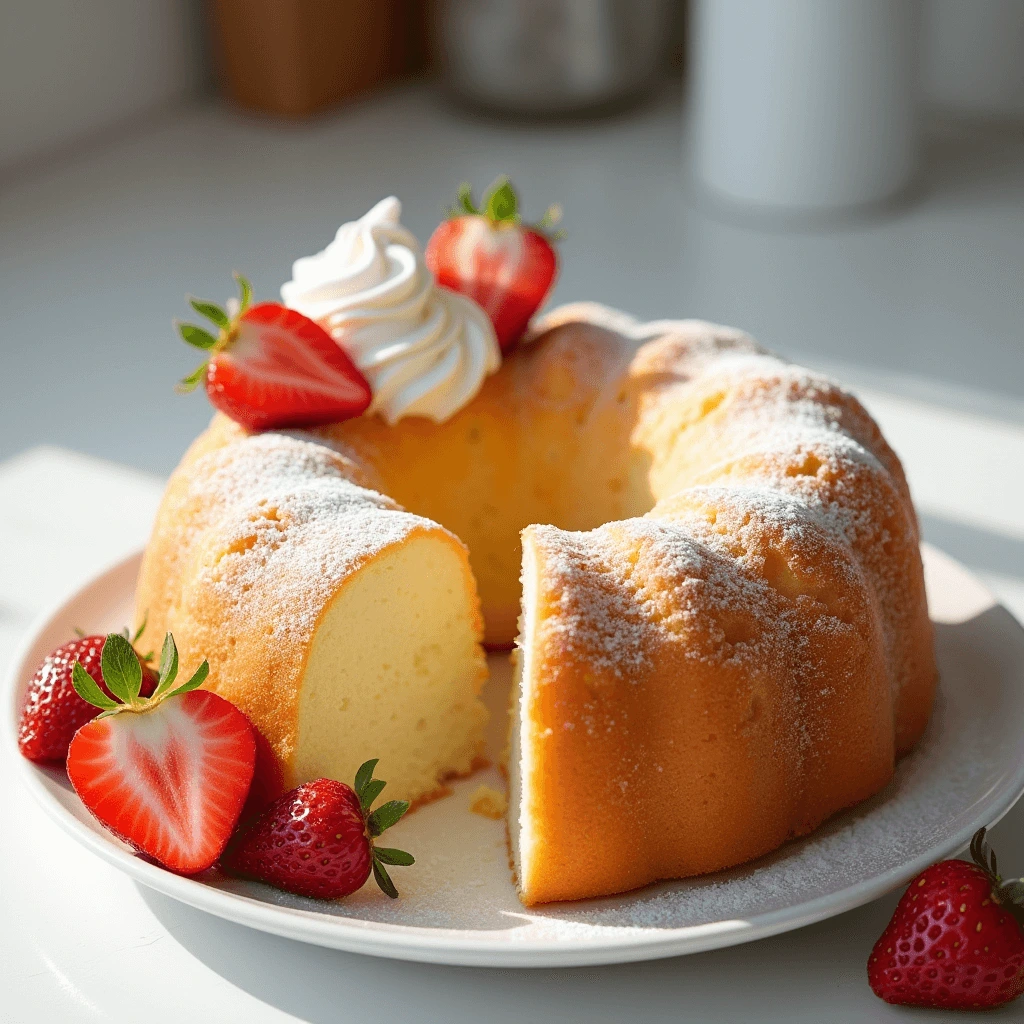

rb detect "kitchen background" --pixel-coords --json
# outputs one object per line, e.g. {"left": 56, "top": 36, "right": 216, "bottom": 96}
{"left": 3, "top": 0, "right": 1023, "bottom": 454}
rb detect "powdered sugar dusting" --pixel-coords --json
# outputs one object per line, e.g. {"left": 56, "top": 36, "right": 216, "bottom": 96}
{"left": 195, "top": 482, "right": 431, "bottom": 637}
{"left": 503, "top": 310, "right": 937, "bottom": 906}
{"left": 527, "top": 522, "right": 658, "bottom": 680}
{"left": 151, "top": 430, "right": 458, "bottom": 646}
{"left": 523, "top": 316, "right": 930, "bottom": 743}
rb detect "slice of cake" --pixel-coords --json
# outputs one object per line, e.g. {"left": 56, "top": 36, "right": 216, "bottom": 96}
{"left": 135, "top": 427, "right": 489, "bottom": 806}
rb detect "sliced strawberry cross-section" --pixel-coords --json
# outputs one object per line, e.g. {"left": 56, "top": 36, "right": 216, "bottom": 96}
{"left": 176, "top": 273, "right": 372, "bottom": 432}
{"left": 66, "top": 632, "right": 256, "bottom": 875}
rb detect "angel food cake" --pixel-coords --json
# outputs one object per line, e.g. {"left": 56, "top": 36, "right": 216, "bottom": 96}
{"left": 133, "top": 185, "right": 936, "bottom": 905}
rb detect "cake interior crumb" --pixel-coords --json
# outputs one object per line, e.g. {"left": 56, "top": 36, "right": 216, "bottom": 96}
{"left": 469, "top": 784, "right": 508, "bottom": 820}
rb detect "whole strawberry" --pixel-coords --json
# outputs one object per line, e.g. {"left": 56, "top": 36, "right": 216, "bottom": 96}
{"left": 176, "top": 273, "right": 372, "bottom": 431}
{"left": 425, "top": 178, "right": 560, "bottom": 352}
{"left": 869, "top": 828, "right": 1024, "bottom": 1009}
{"left": 18, "top": 626, "right": 156, "bottom": 763}
{"left": 222, "top": 760, "right": 414, "bottom": 900}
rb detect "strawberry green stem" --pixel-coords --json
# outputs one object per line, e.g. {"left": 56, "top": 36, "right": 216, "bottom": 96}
{"left": 175, "top": 274, "right": 254, "bottom": 392}
{"left": 352, "top": 759, "right": 415, "bottom": 898}
{"left": 970, "top": 827, "right": 1024, "bottom": 928}
{"left": 448, "top": 177, "right": 562, "bottom": 240}
{"left": 73, "top": 632, "right": 209, "bottom": 719}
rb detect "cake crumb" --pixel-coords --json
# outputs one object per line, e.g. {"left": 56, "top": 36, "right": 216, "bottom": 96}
{"left": 469, "top": 785, "right": 508, "bottom": 820}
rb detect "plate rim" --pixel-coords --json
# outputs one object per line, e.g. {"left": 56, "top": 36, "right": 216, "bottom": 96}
{"left": 6, "top": 544, "right": 1024, "bottom": 968}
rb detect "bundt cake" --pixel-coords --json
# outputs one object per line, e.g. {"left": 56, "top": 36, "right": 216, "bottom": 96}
{"left": 136, "top": 303, "right": 936, "bottom": 904}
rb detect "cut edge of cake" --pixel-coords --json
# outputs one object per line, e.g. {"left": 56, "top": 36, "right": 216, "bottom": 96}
{"left": 293, "top": 528, "right": 490, "bottom": 804}
{"left": 508, "top": 527, "right": 541, "bottom": 905}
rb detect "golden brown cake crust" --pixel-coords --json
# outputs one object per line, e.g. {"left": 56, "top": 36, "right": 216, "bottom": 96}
{"left": 505, "top": 305, "right": 937, "bottom": 905}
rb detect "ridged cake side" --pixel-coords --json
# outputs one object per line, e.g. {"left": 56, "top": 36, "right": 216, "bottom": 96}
{"left": 510, "top": 307, "right": 936, "bottom": 906}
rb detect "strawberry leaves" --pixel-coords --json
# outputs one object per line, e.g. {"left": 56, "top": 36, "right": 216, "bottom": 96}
{"left": 451, "top": 177, "right": 519, "bottom": 226}
{"left": 178, "top": 323, "right": 218, "bottom": 350}
{"left": 367, "top": 800, "right": 409, "bottom": 837}
{"left": 455, "top": 182, "right": 478, "bottom": 217}
{"left": 190, "top": 298, "right": 230, "bottom": 330}
{"left": 354, "top": 758, "right": 388, "bottom": 817}
{"left": 372, "top": 860, "right": 400, "bottom": 899}
{"left": 485, "top": 178, "right": 518, "bottom": 223}
{"left": 73, "top": 632, "right": 209, "bottom": 718}
{"left": 373, "top": 847, "right": 415, "bottom": 866}
{"left": 71, "top": 662, "right": 118, "bottom": 712}
{"left": 100, "top": 632, "right": 143, "bottom": 703}
{"left": 175, "top": 274, "right": 255, "bottom": 392}
{"left": 156, "top": 630, "right": 179, "bottom": 698}
{"left": 354, "top": 757, "right": 378, "bottom": 802}
{"left": 972, "top": 827, "right": 1024, "bottom": 928}
{"left": 234, "top": 272, "right": 253, "bottom": 312}
{"left": 177, "top": 361, "right": 210, "bottom": 394}
{"left": 150, "top": 632, "right": 209, "bottom": 700}
{"left": 447, "top": 177, "right": 563, "bottom": 239}
{"left": 352, "top": 758, "right": 413, "bottom": 899}
{"left": 359, "top": 778, "right": 387, "bottom": 813}
{"left": 355, "top": 758, "right": 409, "bottom": 835}
{"left": 169, "top": 661, "right": 209, "bottom": 696}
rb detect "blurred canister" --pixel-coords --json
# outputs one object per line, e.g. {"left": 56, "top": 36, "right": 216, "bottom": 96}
{"left": 691, "top": 0, "right": 922, "bottom": 213}
{"left": 210, "top": 0, "right": 428, "bottom": 117}
{"left": 434, "top": 0, "right": 677, "bottom": 115}
{"left": 923, "top": 0, "right": 1024, "bottom": 120}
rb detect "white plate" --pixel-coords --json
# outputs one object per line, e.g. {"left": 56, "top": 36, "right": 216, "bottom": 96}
{"left": 5, "top": 544, "right": 1024, "bottom": 968}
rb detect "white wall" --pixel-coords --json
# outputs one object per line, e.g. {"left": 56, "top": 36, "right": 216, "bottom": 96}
{"left": 0, "top": 0, "right": 207, "bottom": 171}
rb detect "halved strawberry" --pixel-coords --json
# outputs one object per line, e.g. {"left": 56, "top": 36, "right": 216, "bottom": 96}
{"left": 425, "top": 178, "right": 560, "bottom": 352}
{"left": 66, "top": 632, "right": 256, "bottom": 874}
{"left": 176, "top": 274, "right": 372, "bottom": 431}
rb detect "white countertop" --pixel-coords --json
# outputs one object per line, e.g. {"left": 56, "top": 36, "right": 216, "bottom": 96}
{"left": 4, "top": 81, "right": 1024, "bottom": 1022}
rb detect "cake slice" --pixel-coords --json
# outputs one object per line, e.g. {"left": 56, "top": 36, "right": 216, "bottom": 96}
{"left": 135, "top": 426, "right": 489, "bottom": 806}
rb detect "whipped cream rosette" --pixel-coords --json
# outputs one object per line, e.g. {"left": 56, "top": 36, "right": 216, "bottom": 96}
{"left": 281, "top": 197, "right": 500, "bottom": 424}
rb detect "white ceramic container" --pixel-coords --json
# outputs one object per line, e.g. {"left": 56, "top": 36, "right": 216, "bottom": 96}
{"left": 691, "top": 0, "right": 922, "bottom": 214}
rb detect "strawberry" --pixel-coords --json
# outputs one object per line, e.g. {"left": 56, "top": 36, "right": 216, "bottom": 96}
{"left": 18, "top": 625, "right": 156, "bottom": 763}
{"left": 222, "top": 760, "right": 414, "bottom": 900}
{"left": 176, "top": 273, "right": 372, "bottom": 431}
{"left": 868, "top": 828, "right": 1024, "bottom": 1009}
{"left": 425, "top": 178, "right": 560, "bottom": 352}
{"left": 238, "top": 720, "right": 285, "bottom": 825}
{"left": 66, "top": 632, "right": 256, "bottom": 874}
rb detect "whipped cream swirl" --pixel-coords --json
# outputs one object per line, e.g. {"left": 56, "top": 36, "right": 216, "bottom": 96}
{"left": 281, "top": 197, "right": 500, "bottom": 424}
